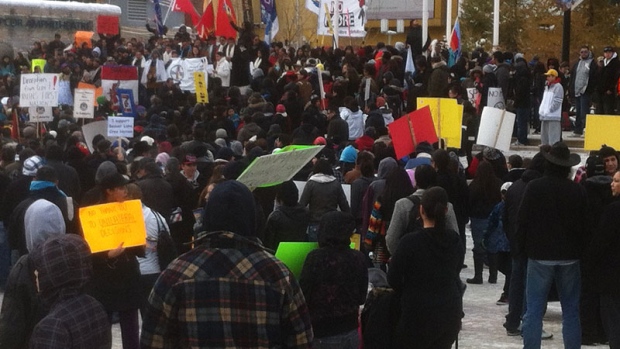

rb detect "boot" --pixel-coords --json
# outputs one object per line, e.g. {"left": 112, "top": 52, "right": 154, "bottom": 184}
{"left": 466, "top": 256, "right": 483, "bottom": 284}
{"left": 488, "top": 253, "right": 498, "bottom": 284}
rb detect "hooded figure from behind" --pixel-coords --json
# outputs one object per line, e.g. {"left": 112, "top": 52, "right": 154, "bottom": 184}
{"left": 29, "top": 234, "right": 111, "bottom": 348}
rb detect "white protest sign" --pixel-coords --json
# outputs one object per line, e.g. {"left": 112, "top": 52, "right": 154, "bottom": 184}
{"left": 81, "top": 120, "right": 109, "bottom": 152}
{"left": 294, "top": 181, "right": 351, "bottom": 206}
{"left": 487, "top": 87, "right": 505, "bottom": 109}
{"left": 237, "top": 146, "right": 325, "bottom": 190}
{"left": 476, "top": 106, "right": 516, "bottom": 152}
{"left": 467, "top": 88, "right": 479, "bottom": 106}
{"left": 73, "top": 89, "right": 95, "bottom": 119}
{"left": 28, "top": 106, "right": 53, "bottom": 122}
{"left": 364, "top": 78, "right": 371, "bottom": 101}
{"left": 20, "top": 74, "right": 59, "bottom": 107}
{"left": 107, "top": 117, "right": 134, "bottom": 138}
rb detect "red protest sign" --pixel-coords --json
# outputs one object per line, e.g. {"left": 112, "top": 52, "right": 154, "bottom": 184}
{"left": 97, "top": 15, "right": 119, "bottom": 35}
{"left": 388, "top": 106, "right": 438, "bottom": 159}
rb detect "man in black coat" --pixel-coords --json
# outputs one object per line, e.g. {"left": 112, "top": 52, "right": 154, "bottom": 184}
{"left": 597, "top": 46, "right": 619, "bottom": 115}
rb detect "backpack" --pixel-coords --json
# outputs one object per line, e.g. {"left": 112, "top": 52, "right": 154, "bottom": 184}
{"left": 152, "top": 209, "right": 178, "bottom": 270}
{"left": 405, "top": 195, "right": 422, "bottom": 234}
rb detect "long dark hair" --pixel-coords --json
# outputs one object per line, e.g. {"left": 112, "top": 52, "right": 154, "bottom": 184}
{"left": 421, "top": 186, "right": 449, "bottom": 232}
{"left": 379, "top": 167, "right": 415, "bottom": 221}
{"left": 471, "top": 161, "right": 501, "bottom": 204}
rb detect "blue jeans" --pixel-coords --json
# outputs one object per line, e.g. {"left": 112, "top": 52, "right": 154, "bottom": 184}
{"left": 314, "top": 329, "right": 359, "bottom": 349}
{"left": 307, "top": 223, "right": 320, "bottom": 242}
{"left": 522, "top": 259, "right": 581, "bottom": 349}
{"left": 516, "top": 107, "right": 531, "bottom": 144}
{"left": 574, "top": 94, "right": 590, "bottom": 134}
{"left": 505, "top": 255, "right": 528, "bottom": 331}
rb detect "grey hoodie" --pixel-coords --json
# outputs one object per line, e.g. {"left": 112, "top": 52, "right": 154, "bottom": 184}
{"left": 25, "top": 199, "right": 66, "bottom": 253}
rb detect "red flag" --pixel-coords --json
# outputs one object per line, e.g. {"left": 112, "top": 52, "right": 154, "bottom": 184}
{"left": 10, "top": 108, "right": 19, "bottom": 141}
{"left": 196, "top": 0, "right": 215, "bottom": 38}
{"left": 215, "top": 0, "right": 237, "bottom": 39}
{"left": 172, "top": 0, "right": 201, "bottom": 26}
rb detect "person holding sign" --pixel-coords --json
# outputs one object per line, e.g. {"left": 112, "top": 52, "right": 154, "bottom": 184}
{"left": 85, "top": 173, "right": 142, "bottom": 349}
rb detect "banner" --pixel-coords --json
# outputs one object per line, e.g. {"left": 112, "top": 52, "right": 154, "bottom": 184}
{"left": 79, "top": 200, "right": 146, "bottom": 253}
{"left": 31, "top": 59, "right": 46, "bottom": 73}
{"left": 96, "top": 15, "right": 119, "bottom": 35}
{"left": 73, "top": 89, "right": 95, "bottom": 119}
{"left": 476, "top": 106, "right": 516, "bottom": 152}
{"left": 194, "top": 72, "right": 208, "bottom": 103}
{"left": 584, "top": 114, "right": 620, "bottom": 151}
{"left": 366, "top": 0, "right": 435, "bottom": 19}
{"left": 20, "top": 74, "right": 59, "bottom": 107}
{"left": 101, "top": 65, "right": 139, "bottom": 105}
{"left": 388, "top": 106, "right": 438, "bottom": 159}
{"left": 107, "top": 117, "right": 135, "bottom": 138}
{"left": 116, "top": 89, "right": 136, "bottom": 117}
{"left": 28, "top": 106, "right": 53, "bottom": 122}
{"left": 317, "top": 0, "right": 366, "bottom": 38}
{"left": 417, "top": 98, "right": 463, "bottom": 148}
{"left": 166, "top": 57, "right": 209, "bottom": 93}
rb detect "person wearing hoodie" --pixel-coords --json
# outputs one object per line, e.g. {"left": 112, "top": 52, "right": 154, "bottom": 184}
{"left": 264, "top": 181, "right": 310, "bottom": 250}
{"left": 340, "top": 96, "right": 364, "bottom": 141}
{"left": 28, "top": 234, "right": 111, "bottom": 349}
{"left": 360, "top": 157, "right": 399, "bottom": 236}
{"left": 388, "top": 187, "right": 464, "bottom": 349}
{"left": 538, "top": 69, "right": 564, "bottom": 146}
{"left": 512, "top": 62, "right": 532, "bottom": 146}
{"left": 300, "top": 159, "right": 350, "bottom": 242}
{"left": 0, "top": 199, "right": 66, "bottom": 349}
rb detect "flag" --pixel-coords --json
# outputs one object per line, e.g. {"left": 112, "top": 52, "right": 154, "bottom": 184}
{"left": 153, "top": 0, "right": 165, "bottom": 35}
{"left": 261, "top": 0, "right": 279, "bottom": 44}
{"left": 306, "top": 0, "right": 320, "bottom": 14}
{"left": 171, "top": 0, "right": 201, "bottom": 26}
{"left": 404, "top": 46, "right": 416, "bottom": 89}
{"left": 101, "top": 65, "right": 140, "bottom": 106}
{"left": 10, "top": 108, "right": 19, "bottom": 141}
{"left": 215, "top": 0, "right": 237, "bottom": 39}
{"left": 448, "top": 18, "right": 461, "bottom": 67}
{"left": 196, "top": 0, "right": 215, "bottom": 38}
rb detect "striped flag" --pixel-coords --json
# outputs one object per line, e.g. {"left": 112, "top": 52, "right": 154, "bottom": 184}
{"left": 448, "top": 18, "right": 461, "bottom": 67}
{"left": 261, "top": 0, "right": 279, "bottom": 44}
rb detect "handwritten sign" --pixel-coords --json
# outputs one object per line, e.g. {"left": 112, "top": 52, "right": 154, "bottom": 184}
{"left": 28, "top": 106, "right": 53, "bottom": 122}
{"left": 194, "top": 71, "right": 208, "bottom": 103}
{"left": 584, "top": 114, "right": 620, "bottom": 151}
{"left": 467, "top": 87, "right": 479, "bottom": 107}
{"left": 107, "top": 117, "right": 134, "bottom": 138}
{"left": 416, "top": 98, "right": 463, "bottom": 148}
{"left": 476, "top": 106, "right": 516, "bottom": 152}
{"left": 79, "top": 200, "right": 146, "bottom": 253}
{"left": 96, "top": 15, "right": 119, "bottom": 35}
{"left": 74, "top": 88, "right": 95, "bottom": 119}
{"left": 20, "top": 74, "right": 59, "bottom": 107}
{"left": 487, "top": 87, "right": 505, "bottom": 109}
{"left": 237, "top": 145, "right": 324, "bottom": 190}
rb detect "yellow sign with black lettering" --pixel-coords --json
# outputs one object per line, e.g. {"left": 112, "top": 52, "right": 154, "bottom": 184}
{"left": 194, "top": 71, "right": 208, "bottom": 104}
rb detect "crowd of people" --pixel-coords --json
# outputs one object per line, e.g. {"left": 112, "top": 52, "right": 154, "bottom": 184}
{"left": 0, "top": 22, "right": 618, "bottom": 348}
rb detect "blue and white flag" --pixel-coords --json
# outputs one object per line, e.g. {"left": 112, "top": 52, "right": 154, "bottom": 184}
{"left": 152, "top": 0, "right": 165, "bottom": 35}
{"left": 261, "top": 0, "right": 279, "bottom": 44}
{"left": 404, "top": 46, "right": 416, "bottom": 89}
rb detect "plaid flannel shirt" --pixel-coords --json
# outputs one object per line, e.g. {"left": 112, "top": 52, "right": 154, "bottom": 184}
{"left": 140, "top": 231, "right": 314, "bottom": 348}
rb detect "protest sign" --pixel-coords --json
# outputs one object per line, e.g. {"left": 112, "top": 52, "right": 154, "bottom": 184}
{"left": 79, "top": 200, "right": 146, "bottom": 253}
{"left": 77, "top": 82, "right": 104, "bottom": 106}
{"left": 75, "top": 31, "right": 94, "bottom": 49}
{"left": 73, "top": 89, "right": 95, "bottom": 119}
{"left": 487, "top": 87, "right": 505, "bottom": 109}
{"left": 20, "top": 74, "right": 59, "bottom": 107}
{"left": 417, "top": 98, "right": 463, "bottom": 148}
{"left": 466, "top": 87, "right": 479, "bottom": 107}
{"left": 584, "top": 114, "right": 620, "bottom": 151}
{"left": 194, "top": 72, "right": 208, "bottom": 103}
{"left": 101, "top": 65, "right": 139, "bottom": 105}
{"left": 388, "top": 106, "right": 438, "bottom": 159}
{"left": 107, "top": 117, "right": 134, "bottom": 138}
{"left": 116, "top": 89, "right": 136, "bottom": 117}
{"left": 476, "top": 106, "right": 516, "bottom": 152}
{"left": 81, "top": 120, "right": 108, "bottom": 152}
{"left": 237, "top": 145, "right": 324, "bottom": 190}
{"left": 28, "top": 106, "right": 53, "bottom": 122}
{"left": 96, "top": 15, "right": 119, "bottom": 35}
{"left": 31, "top": 59, "right": 46, "bottom": 73}
{"left": 167, "top": 57, "right": 209, "bottom": 93}
{"left": 275, "top": 242, "right": 318, "bottom": 278}
{"left": 316, "top": 0, "right": 367, "bottom": 38}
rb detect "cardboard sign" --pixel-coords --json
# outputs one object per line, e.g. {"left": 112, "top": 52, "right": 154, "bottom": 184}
{"left": 467, "top": 87, "right": 479, "bottom": 107}
{"left": 74, "top": 89, "right": 95, "bottom": 119}
{"left": 97, "top": 15, "right": 119, "bottom": 35}
{"left": 487, "top": 87, "right": 505, "bottom": 109}
{"left": 116, "top": 89, "right": 136, "bottom": 117}
{"left": 107, "top": 117, "right": 134, "bottom": 138}
{"left": 20, "top": 74, "right": 59, "bottom": 107}
{"left": 584, "top": 114, "right": 620, "bottom": 150}
{"left": 417, "top": 98, "right": 463, "bottom": 148}
{"left": 28, "top": 106, "right": 53, "bottom": 122}
{"left": 237, "top": 145, "right": 324, "bottom": 190}
{"left": 75, "top": 31, "right": 94, "bottom": 49}
{"left": 77, "top": 82, "right": 104, "bottom": 106}
{"left": 31, "top": 59, "right": 46, "bottom": 73}
{"left": 194, "top": 72, "right": 208, "bottom": 103}
{"left": 81, "top": 120, "right": 108, "bottom": 152}
{"left": 388, "top": 106, "right": 438, "bottom": 159}
{"left": 476, "top": 106, "right": 516, "bottom": 152}
{"left": 275, "top": 242, "right": 318, "bottom": 278}
{"left": 79, "top": 200, "right": 146, "bottom": 253}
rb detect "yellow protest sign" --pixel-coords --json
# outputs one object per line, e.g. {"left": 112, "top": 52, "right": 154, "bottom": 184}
{"left": 31, "top": 59, "right": 46, "bottom": 73}
{"left": 79, "top": 199, "right": 146, "bottom": 253}
{"left": 194, "top": 71, "right": 208, "bottom": 104}
{"left": 584, "top": 114, "right": 620, "bottom": 151}
{"left": 350, "top": 233, "right": 361, "bottom": 251}
{"left": 417, "top": 98, "right": 463, "bottom": 148}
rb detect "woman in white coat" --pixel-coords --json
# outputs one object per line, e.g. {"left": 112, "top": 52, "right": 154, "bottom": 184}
{"left": 214, "top": 51, "right": 231, "bottom": 88}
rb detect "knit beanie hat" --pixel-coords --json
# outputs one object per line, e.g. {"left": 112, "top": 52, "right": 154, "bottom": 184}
{"left": 202, "top": 181, "right": 256, "bottom": 237}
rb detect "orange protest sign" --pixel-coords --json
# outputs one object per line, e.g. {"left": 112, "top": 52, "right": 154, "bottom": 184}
{"left": 79, "top": 199, "right": 146, "bottom": 253}
{"left": 75, "top": 31, "right": 94, "bottom": 49}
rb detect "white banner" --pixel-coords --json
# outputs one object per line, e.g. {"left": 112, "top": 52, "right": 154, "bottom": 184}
{"left": 107, "top": 117, "right": 134, "bottom": 138}
{"left": 74, "top": 89, "right": 95, "bottom": 119}
{"left": 28, "top": 106, "right": 53, "bottom": 122}
{"left": 317, "top": 0, "right": 366, "bottom": 38}
{"left": 20, "top": 74, "right": 59, "bottom": 107}
{"left": 166, "top": 57, "right": 209, "bottom": 93}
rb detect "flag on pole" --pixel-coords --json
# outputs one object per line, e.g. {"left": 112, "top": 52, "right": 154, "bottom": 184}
{"left": 153, "top": 0, "right": 165, "bottom": 35}
{"left": 261, "top": 0, "right": 279, "bottom": 44}
{"left": 215, "top": 0, "right": 237, "bottom": 39}
{"left": 196, "top": 0, "right": 215, "bottom": 38}
{"left": 404, "top": 46, "right": 416, "bottom": 89}
{"left": 306, "top": 0, "right": 320, "bottom": 14}
{"left": 448, "top": 18, "right": 461, "bottom": 67}
{"left": 171, "top": 0, "right": 201, "bottom": 25}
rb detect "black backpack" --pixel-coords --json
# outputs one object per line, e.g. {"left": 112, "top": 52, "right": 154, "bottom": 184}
{"left": 152, "top": 209, "right": 178, "bottom": 270}
{"left": 405, "top": 195, "right": 422, "bottom": 234}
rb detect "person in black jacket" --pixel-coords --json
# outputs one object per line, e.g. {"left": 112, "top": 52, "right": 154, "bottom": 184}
{"left": 264, "top": 181, "right": 310, "bottom": 250}
{"left": 326, "top": 105, "right": 349, "bottom": 146}
{"left": 597, "top": 46, "right": 619, "bottom": 115}
{"left": 513, "top": 61, "right": 532, "bottom": 145}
